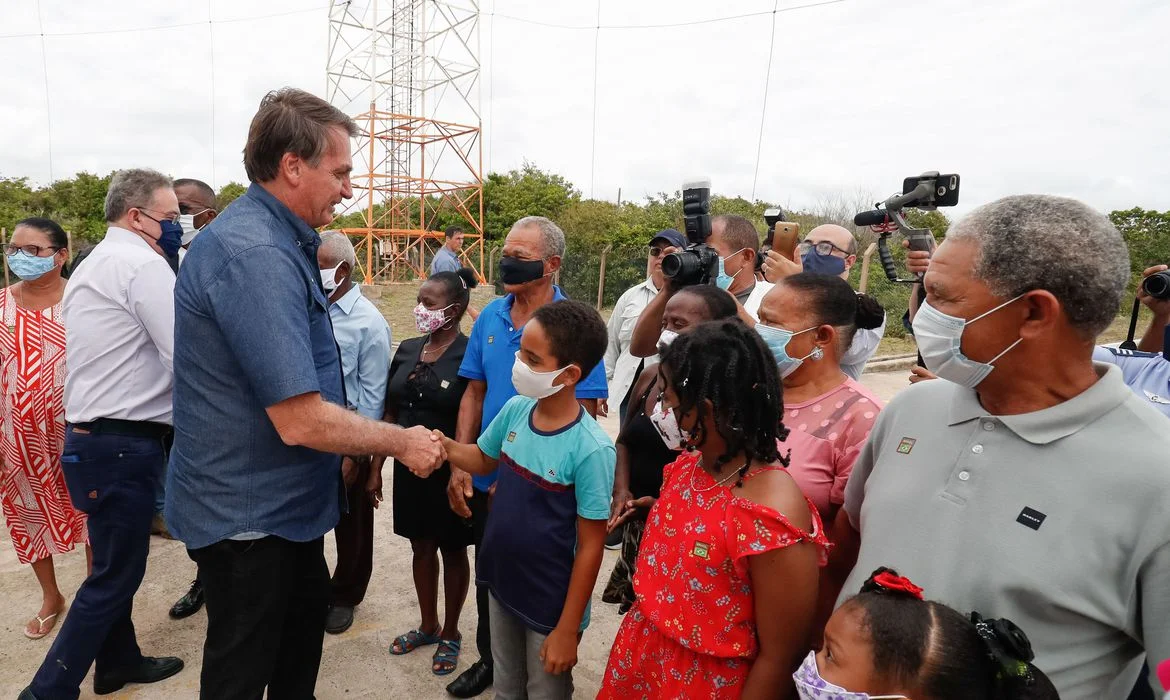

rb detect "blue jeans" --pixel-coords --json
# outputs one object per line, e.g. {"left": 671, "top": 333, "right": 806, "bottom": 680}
{"left": 30, "top": 427, "right": 164, "bottom": 700}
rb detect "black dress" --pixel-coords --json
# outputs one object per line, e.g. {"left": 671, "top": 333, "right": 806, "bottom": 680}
{"left": 387, "top": 334, "right": 473, "bottom": 547}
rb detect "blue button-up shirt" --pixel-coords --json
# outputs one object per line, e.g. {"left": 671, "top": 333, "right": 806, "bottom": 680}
{"left": 458, "top": 287, "right": 609, "bottom": 491}
{"left": 431, "top": 246, "right": 461, "bottom": 275}
{"left": 1093, "top": 345, "right": 1170, "bottom": 417}
{"left": 330, "top": 285, "right": 392, "bottom": 420}
{"left": 166, "top": 183, "right": 345, "bottom": 550}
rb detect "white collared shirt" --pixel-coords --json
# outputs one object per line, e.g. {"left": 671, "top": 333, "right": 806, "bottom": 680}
{"left": 63, "top": 226, "right": 176, "bottom": 424}
{"left": 604, "top": 278, "right": 661, "bottom": 408}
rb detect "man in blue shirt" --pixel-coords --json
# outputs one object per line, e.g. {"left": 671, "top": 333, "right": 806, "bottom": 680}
{"left": 431, "top": 225, "right": 464, "bottom": 274}
{"left": 317, "top": 232, "right": 392, "bottom": 635}
{"left": 445, "top": 216, "right": 608, "bottom": 698}
{"left": 166, "top": 88, "right": 443, "bottom": 699}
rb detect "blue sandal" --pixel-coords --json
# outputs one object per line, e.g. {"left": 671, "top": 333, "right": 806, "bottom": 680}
{"left": 432, "top": 637, "right": 462, "bottom": 676}
{"left": 390, "top": 628, "right": 442, "bottom": 655}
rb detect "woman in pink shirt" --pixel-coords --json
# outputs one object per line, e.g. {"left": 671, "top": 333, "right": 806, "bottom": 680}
{"left": 755, "top": 273, "right": 886, "bottom": 522}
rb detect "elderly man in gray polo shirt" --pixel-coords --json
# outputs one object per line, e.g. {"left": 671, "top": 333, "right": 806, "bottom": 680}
{"left": 822, "top": 195, "right": 1170, "bottom": 700}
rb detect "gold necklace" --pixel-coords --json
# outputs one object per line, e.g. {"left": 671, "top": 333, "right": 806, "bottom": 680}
{"left": 690, "top": 456, "right": 749, "bottom": 492}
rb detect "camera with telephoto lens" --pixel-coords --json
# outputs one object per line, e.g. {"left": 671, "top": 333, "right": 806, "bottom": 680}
{"left": 662, "top": 178, "right": 720, "bottom": 286}
{"left": 1143, "top": 270, "right": 1170, "bottom": 300}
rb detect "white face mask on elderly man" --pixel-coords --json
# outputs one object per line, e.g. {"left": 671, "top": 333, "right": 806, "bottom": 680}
{"left": 911, "top": 295, "right": 1025, "bottom": 389}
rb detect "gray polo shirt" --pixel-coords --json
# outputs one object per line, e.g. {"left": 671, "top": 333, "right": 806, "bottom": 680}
{"left": 841, "top": 364, "right": 1170, "bottom": 700}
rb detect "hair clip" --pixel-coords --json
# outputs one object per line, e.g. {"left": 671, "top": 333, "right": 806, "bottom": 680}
{"left": 862, "top": 568, "right": 924, "bottom": 599}
{"left": 970, "top": 613, "right": 1036, "bottom": 686}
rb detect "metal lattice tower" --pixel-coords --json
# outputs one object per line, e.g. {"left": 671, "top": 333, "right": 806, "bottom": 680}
{"left": 326, "top": 0, "right": 484, "bottom": 283}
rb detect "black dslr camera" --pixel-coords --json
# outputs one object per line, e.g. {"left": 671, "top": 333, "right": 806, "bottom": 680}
{"left": 1143, "top": 270, "right": 1170, "bottom": 300}
{"left": 662, "top": 178, "right": 720, "bottom": 286}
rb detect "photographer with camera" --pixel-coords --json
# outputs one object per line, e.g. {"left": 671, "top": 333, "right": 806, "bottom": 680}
{"left": 627, "top": 214, "right": 771, "bottom": 358}
{"left": 759, "top": 224, "right": 887, "bottom": 380}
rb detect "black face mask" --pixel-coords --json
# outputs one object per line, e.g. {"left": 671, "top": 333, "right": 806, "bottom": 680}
{"left": 499, "top": 255, "right": 546, "bottom": 285}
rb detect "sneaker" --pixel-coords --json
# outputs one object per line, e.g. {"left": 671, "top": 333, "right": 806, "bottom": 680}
{"left": 604, "top": 524, "right": 624, "bottom": 550}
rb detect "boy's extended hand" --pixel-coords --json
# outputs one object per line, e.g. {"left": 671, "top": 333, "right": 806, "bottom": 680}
{"left": 539, "top": 625, "right": 578, "bottom": 675}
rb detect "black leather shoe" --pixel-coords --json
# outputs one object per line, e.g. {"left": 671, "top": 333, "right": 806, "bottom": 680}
{"left": 93, "top": 656, "right": 184, "bottom": 695}
{"left": 169, "top": 579, "right": 204, "bottom": 619}
{"left": 325, "top": 605, "right": 354, "bottom": 635}
{"left": 446, "top": 660, "right": 492, "bottom": 698}
{"left": 17, "top": 687, "right": 41, "bottom": 700}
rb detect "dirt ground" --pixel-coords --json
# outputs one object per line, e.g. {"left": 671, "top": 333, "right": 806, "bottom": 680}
{"left": 0, "top": 370, "right": 911, "bottom": 699}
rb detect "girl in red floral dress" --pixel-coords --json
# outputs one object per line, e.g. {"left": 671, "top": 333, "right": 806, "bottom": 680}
{"left": 599, "top": 319, "right": 830, "bottom": 700}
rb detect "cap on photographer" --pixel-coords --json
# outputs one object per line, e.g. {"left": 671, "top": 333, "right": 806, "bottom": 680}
{"left": 761, "top": 224, "right": 887, "bottom": 379}
{"left": 626, "top": 215, "right": 770, "bottom": 359}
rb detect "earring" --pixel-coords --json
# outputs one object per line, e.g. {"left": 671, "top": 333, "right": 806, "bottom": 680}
{"left": 810, "top": 346, "right": 825, "bottom": 361}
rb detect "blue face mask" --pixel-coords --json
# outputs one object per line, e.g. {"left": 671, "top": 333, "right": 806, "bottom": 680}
{"left": 6, "top": 251, "right": 58, "bottom": 281}
{"left": 156, "top": 220, "right": 185, "bottom": 259}
{"left": 801, "top": 249, "right": 847, "bottom": 276}
{"left": 716, "top": 248, "right": 747, "bottom": 290}
{"left": 756, "top": 323, "right": 823, "bottom": 378}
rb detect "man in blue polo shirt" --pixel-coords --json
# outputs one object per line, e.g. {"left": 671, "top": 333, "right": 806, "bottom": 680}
{"left": 445, "top": 215, "right": 608, "bottom": 698}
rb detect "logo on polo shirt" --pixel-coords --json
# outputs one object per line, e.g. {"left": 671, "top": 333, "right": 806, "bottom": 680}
{"left": 692, "top": 541, "right": 711, "bottom": 559}
{"left": 507, "top": 431, "right": 516, "bottom": 442}
{"left": 1016, "top": 506, "right": 1047, "bottom": 531}
{"left": 896, "top": 437, "right": 916, "bottom": 454}
{"left": 488, "top": 335, "right": 495, "bottom": 344}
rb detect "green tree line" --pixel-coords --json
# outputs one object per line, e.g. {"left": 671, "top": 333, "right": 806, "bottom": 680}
{"left": 0, "top": 167, "right": 1166, "bottom": 337}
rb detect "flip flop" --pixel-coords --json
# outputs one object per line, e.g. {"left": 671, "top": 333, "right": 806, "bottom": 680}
{"left": 390, "top": 627, "right": 442, "bottom": 656}
{"left": 24, "top": 607, "right": 64, "bottom": 640}
{"left": 432, "top": 637, "right": 462, "bottom": 676}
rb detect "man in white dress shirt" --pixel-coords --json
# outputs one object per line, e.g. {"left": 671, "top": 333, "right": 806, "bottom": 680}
{"left": 22, "top": 168, "right": 185, "bottom": 700}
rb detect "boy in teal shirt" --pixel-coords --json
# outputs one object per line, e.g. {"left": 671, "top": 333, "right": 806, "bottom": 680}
{"left": 441, "top": 300, "right": 615, "bottom": 699}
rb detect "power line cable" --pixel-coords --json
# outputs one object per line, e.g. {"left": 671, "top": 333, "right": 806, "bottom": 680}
{"left": 751, "top": 0, "right": 780, "bottom": 201}
{"left": 36, "top": 0, "right": 54, "bottom": 182}
{"left": 589, "top": 0, "right": 601, "bottom": 198}
{"left": 0, "top": 5, "right": 328, "bottom": 40}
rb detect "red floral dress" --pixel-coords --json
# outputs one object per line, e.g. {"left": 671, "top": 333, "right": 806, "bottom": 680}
{"left": 598, "top": 451, "right": 829, "bottom": 699}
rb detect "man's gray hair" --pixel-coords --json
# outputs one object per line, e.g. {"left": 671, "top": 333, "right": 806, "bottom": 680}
{"left": 319, "top": 231, "right": 357, "bottom": 269}
{"left": 511, "top": 216, "right": 566, "bottom": 259}
{"left": 104, "top": 168, "right": 173, "bottom": 222}
{"left": 947, "top": 194, "right": 1129, "bottom": 337}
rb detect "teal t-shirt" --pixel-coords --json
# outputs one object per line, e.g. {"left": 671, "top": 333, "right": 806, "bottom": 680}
{"left": 476, "top": 395, "right": 616, "bottom": 632}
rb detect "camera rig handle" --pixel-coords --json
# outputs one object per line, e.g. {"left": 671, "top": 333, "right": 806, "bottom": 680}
{"left": 855, "top": 177, "right": 943, "bottom": 285}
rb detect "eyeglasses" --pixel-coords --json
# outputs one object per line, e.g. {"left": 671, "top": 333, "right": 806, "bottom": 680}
{"left": 135, "top": 207, "right": 181, "bottom": 225}
{"left": 5, "top": 243, "right": 62, "bottom": 257}
{"left": 798, "top": 239, "right": 852, "bottom": 257}
{"left": 648, "top": 245, "right": 668, "bottom": 258}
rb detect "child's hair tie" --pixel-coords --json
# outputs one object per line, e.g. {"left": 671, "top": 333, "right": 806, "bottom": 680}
{"left": 860, "top": 567, "right": 924, "bottom": 600}
{"left": 970, "top": 612, "right": 1036, "bottom": 687}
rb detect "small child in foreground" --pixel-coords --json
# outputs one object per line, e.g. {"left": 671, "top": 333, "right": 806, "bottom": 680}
{"left": 440, "top": 300, "right": 615, "bottom": 700}
{"left": 797, "top": 567, "right": 1060, "bottom": 700}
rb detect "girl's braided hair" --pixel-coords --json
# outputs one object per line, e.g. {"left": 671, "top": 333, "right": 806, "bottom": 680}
{"left": 658, "top": 319, "right": 789, "bottom": 486}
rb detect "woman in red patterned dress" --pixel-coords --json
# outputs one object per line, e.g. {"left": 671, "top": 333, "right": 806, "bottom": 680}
{"left": 0, "top": 218, "right": 88, "bottom": 640}
{"left": 599, "top": 320, "right": 830, "bottom": 700}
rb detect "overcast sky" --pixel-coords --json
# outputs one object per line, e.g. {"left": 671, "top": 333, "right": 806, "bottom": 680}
{"left": 1, "top": 0, "right": 1167, "bottom": 219}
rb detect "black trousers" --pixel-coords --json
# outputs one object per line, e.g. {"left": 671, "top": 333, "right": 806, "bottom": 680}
{"left": 190, "top": 536, "right": 330, "bottom": 700}
{"left": 470, "top": 489, "right": 492, "bottom": 666}
{"left": 331, "top": 460, "right": 373, "bottom": 607}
